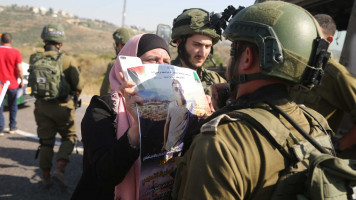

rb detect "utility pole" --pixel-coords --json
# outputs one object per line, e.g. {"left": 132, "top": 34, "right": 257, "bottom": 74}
{"left": 122, "top": 0, "right": 126, "bottom": 27}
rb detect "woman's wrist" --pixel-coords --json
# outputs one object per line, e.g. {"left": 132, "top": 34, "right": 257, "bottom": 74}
{"left": 127, "top": 122, "right": 140, "bottom": 148}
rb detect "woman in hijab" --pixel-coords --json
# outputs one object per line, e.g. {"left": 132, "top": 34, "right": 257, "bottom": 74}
{"left": 72, "top": 33, "right": 171, "bottom": 200}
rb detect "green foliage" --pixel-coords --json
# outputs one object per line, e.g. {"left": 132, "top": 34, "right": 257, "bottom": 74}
{"left": 76, "top": 54, "right": 112, "bottom": 95}
{"left": 98, "top": 54, "right": 115, "bottom": 60}
{"left": 35, "top": 43, "right": 43, "bottom": 48}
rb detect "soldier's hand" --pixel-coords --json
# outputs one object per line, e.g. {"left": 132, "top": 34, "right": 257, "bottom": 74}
{"left": 211, "top": 83, "right": 230, "bottom": 110}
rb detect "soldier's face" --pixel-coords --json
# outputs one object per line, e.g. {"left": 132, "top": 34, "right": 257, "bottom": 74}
{"left": 114, "top": 43, "right": 124, "bottom": 55}
{"left": 140, "top": 48, "right": 171, "bottom": 64}
{"left": 183, "top": 34, "right": 212, "bottom": 68}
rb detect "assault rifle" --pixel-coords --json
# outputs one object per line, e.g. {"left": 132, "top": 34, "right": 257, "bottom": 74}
{"left": 73, "top": 65, "right": 82, "bottom": 109}
{"left": 73, "top": 91, "right": 82, "bottom": 109}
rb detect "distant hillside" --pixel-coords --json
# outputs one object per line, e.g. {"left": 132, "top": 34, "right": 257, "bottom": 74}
{"left": 0, "top": 5, "right": 132, "bottom": 55}
{"left": 0, "top": 5, "right": 229, "bottom": 95}
{"left": 0, "top": 5, "right": 231, "bottom": 64}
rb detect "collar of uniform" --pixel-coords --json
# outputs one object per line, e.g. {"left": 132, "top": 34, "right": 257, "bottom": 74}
{"left": 327, "top": 57, "right": 337, "bottom": 66}
{"left": 43, "top": 50, "right": 60, "bottom": 56}
{"left": 196, "top": 67, "right": 209, "bottom": 80}
{"left": 234, "top": 84, "right": 292, "bottom": 107}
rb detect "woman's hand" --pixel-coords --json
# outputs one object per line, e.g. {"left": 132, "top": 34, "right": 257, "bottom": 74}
{"left": 119, "top": 72, "right": 143, "bottom": 147}
{"left": 119, "top": 72, "right": 144, "bottom": 120}
{"left": 206, "top": 95, "right": 215, "bottom": 113}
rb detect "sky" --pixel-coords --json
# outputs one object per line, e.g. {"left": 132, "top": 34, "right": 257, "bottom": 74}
{"left": 1, "top": 0, "right": 256, "bottom": 31}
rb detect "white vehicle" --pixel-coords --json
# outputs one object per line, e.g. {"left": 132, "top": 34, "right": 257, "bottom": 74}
{"left": 4, "top": 62, "right": 33, "bottom": 106}
{"left": 156, "top": 24, "right": 171, "bottom": 45}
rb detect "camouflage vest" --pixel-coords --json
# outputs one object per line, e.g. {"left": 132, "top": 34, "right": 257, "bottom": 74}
{"left": 28, "top": 52, "right": 71, "bottom": 100}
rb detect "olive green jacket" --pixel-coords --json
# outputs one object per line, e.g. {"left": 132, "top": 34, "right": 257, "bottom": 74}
{"left": 290, "top": 58, "right": 356, "bottom": 132}
{"left": 173, "top": 84, "right": 331, "bottom": 200}
{"left": 171, "top": 57, "right": 226, "bottom": 96}
{"left": 99, "top": 59, "right": 115, "bottom": 95}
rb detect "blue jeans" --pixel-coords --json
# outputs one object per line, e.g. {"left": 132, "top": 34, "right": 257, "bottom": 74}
{"left": 0, "top": 88, "right": 18, "bottom": 131}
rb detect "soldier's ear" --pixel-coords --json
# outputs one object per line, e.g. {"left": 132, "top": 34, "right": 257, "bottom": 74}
{"left": 326, "top": 35, "right": 333, "bottom": 44}
{"left": 240, "top": 47, "right": 254, "bottom": 71}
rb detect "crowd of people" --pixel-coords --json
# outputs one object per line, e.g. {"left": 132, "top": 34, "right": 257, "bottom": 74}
{"left": 1, "top": 1, "right": 356, "bottom": 199}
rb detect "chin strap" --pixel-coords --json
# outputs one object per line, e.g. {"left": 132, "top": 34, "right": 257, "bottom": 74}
{"left": 229, "top": 42, "right": 238, "bottom": 92}
{"left": 231, "top": 73, "right": 273, "bottom": 85}
{"left": 229, "top": 72, "right": 273, "bottom": 94}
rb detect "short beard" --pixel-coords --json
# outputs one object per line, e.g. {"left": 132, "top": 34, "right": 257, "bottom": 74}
{"left": 178, "top": 41, "right": 204, "bottom": 71}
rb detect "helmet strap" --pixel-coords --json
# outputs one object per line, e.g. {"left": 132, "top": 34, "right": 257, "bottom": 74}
{"left": 229, "top": 42, "right": 238, "bottom": 93}
{"left": 231, "top": 73, "right": 272, "bottom": 84}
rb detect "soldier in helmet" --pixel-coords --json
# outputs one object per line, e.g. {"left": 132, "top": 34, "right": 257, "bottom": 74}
{"left": 29, "top": 23, "right": 83, "bottom": 188}
{"left": 173, "top": 2, "right": 334, "bottom": 199}
{"left": 99, "top": 27, "right": 135, "bottom": 95}
{"left": 290, "top": 14, "right": 356, "bottom": 154}
{"left": 171, "top": 8, "right": 226, "bottom": 96}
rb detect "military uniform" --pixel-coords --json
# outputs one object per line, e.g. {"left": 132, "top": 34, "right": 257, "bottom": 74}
{"left": 30, "top": 50, "right": 83, "bottom": 170}
{"left": 170, "top": 8, "right": 225, "bottom": 96}
{"left": 290, "top": 58, "right": 356, "bottom": 132}
{"left": 99, "top": 59, "right": 115, "bottom": 95}
{"left": 172, "top": 1, "right": 336, "bottom": 199}
{"left": 99, "top": 28, "right": 134, "bottom": 95}
{"left": 171, "top": 58, "right": 226, "bottom": 96}
{"left": 173, "top": 84, "right": 331, "bottom": 200}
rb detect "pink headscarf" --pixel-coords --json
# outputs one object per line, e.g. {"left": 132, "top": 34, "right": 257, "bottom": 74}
{"left": 109, "top": 34, "right": 144, "bottom": 200}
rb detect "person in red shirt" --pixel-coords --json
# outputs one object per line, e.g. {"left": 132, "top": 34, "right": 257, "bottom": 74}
{"left": 0, "top": 33, "right": 24, "bottom": 135}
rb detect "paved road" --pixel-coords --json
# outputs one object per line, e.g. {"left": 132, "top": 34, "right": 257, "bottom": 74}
{"left": 0, "top": 95, "right": 93, "bottom": 200}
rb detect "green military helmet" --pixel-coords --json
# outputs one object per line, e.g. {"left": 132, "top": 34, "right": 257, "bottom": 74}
{"left": 41, "top": 23, "right": 66, "bottom": 43}
{"left": 171, "top": 8, "right": 221, "bottom": 45}
{"left": 224, "top": 1, "right": 328, "bottom": 85}
{"left": 112, "top": 27, "right": 135, "bottom": 45}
